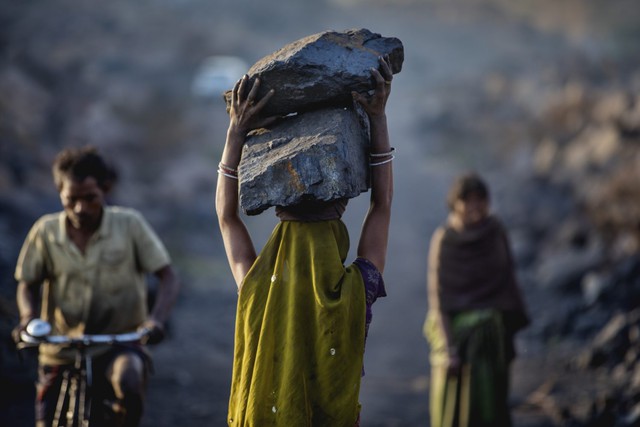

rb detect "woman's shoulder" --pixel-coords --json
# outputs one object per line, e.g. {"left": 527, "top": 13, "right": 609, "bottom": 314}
{"left": 429, "top": 223, "right": 450, "bottom": 246}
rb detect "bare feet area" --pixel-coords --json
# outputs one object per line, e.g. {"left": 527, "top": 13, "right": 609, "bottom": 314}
{"left": 1, "top": 1, "right": 640, "bottom": 426}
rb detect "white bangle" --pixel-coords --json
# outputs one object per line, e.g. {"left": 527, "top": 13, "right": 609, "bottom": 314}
{"left": 370, "top": 147, "right": 395, "bottom": 158}
{"left": 370, "top": 156, "right": 394, "bottom": 167}
{"left": 217, "top": 169, "right": 239, "bottom": 180}
{"left": 218, "top": 162, "right": 238, "bottom": 173}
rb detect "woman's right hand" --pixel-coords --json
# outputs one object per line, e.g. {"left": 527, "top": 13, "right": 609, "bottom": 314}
{"left": 352, "top": 55, "right": 393, "bottom": 120}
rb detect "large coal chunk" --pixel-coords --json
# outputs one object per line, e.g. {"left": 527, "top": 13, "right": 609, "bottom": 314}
{"left": 224, "top": 28, "right": 404, "bottom": 116}
{"left": 238, "top": 106, "right": 370, "bottom": 215}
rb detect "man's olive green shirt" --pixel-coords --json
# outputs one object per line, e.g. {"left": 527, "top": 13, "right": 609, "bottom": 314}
{"left": 15, "top": 206, "right": 170, "bottom": 365}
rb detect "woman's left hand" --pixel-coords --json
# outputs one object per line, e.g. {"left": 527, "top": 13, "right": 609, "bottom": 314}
{"left": 229, "top": 75, "right": 278, "bottom": 137}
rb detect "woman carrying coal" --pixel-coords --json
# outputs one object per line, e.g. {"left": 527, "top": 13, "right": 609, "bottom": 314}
{"left": 424, "top": 173, "right": 529, "bottom": 427}
{"left": 215, "top": 57, "right": 393, "bottom": 426}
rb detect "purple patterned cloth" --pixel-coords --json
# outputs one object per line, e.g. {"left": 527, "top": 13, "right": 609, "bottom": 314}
{"left": 353, "top": 257, "right": 387, "bottom": 376}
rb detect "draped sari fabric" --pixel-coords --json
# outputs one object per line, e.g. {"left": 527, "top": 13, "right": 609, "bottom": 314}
{"left": 425, "top": 310, "right": 510, "bottom": 427}
{"left": 228, "top": 220, "right": 368, "bottom": 427}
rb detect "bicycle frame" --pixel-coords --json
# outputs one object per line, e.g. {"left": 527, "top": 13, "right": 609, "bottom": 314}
{"left": 19, "top": 322, "right": 149, "bottom": 427}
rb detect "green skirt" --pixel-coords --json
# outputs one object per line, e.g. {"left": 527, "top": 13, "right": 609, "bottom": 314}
{"left": 425, "top": 310, "right": 511, "bottom": 427}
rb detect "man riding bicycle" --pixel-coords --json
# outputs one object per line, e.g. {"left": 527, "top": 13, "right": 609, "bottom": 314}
{"left": 12, "top": 146, "right": 181, "bottom": 427}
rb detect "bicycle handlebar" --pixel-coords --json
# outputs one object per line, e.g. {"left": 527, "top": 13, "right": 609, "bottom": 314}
{"left": 20, "top": 329, "right": 150, "bottom": 346}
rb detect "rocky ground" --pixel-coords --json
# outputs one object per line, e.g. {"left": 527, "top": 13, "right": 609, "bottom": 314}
{"left": 1, "top": 0, "right": 640, "bottom": 426}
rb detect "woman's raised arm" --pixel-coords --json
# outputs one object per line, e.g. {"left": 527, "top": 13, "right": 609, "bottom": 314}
{"left": 215, "top": 76, "right": 276, "bottom": 289}
{"left": 353, "top": 56, "right": 394, "bottom": 273}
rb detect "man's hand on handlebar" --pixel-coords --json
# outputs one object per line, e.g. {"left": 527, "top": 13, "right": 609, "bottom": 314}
{"left": 11, "top": 316, "right": 36, "bottom": 344}
{"left": 138, "top": 318, "right": 165, "bottom": 345}
{"left": 11, "top": 323, "right": 28, "bottom": 345}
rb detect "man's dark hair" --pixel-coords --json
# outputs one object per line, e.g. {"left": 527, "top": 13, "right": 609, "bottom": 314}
{"left": 52, "top": 146, "right": 117, "bottom": 192}
{"left": 446, "top": 172, "right": 490, "bottom": 210}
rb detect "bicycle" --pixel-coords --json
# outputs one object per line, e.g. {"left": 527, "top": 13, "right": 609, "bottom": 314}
{"left": 18, "top": 319, "right": 150, "bottom": 427}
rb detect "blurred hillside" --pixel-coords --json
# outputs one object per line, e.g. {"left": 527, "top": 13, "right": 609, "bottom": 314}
{"left": 1, "top": 0, "right": 640, "bottom": 426}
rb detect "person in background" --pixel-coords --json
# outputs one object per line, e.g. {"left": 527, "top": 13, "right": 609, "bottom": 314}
{"left": 215, "top": 56, "right": 394, "bottom": 426}
{"left": 424, "top": 172, "right": 529, "bottom": 427}
{"left": 13, "top": 146, "right": 181, "bottom": 427}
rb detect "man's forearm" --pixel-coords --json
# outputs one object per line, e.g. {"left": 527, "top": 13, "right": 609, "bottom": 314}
{"left": 150, "top": 266, "right": 180, "bottom": 324}
{"left": 16, "top": 281, "right": 40, "bottom": 324}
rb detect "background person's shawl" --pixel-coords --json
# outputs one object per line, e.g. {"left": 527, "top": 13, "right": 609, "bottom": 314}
{"left": 429, "top": 216, "right": 526, "bottom": 320}
{"left": 427, "top": 215, "right": 529, "bottom": 341}
{"left": 228, "top": 220, "right": 375, "bottom": 426}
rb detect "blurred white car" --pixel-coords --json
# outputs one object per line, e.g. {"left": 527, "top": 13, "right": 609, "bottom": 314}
{"left": 191, "top": 55, "right": 250, "bottom": 98}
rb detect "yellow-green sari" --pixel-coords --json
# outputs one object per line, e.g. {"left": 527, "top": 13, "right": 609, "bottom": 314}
{"left": 228, "top": 220, "right": 367, "bottom": 426}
